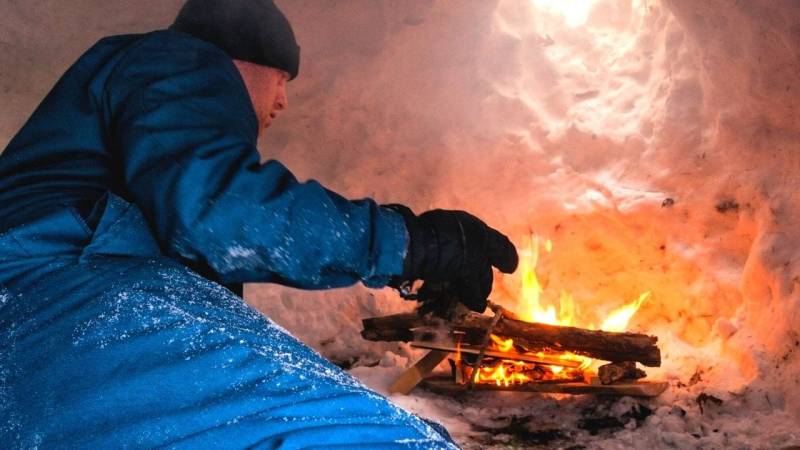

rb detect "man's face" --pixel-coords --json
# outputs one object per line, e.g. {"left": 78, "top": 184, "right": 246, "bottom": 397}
{"left": 233, "top": 60, "right": 290, "bottom": 135}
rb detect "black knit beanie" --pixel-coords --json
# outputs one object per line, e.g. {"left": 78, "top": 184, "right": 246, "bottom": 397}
{"left": 171, "top": 0, "right": 300, "bottom": 79}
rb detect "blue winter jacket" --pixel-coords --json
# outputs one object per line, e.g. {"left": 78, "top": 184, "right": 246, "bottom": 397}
{"left": 0, "top": 30, "right": 456, "bottom": 448}
{"left": 0, "top": 30, "right": 408, "bottom": 290}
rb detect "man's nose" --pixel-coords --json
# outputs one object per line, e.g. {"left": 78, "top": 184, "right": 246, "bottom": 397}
{"left": 275, "top": 89, "right": 289, "bottom": 111}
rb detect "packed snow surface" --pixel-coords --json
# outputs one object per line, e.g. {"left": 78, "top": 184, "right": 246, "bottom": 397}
{"left": 3, "top": 0, "right": 800, "bottom": 448}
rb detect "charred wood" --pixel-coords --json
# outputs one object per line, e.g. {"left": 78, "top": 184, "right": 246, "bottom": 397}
{"left": 597, "top": 361, "right": 647, "bottom": 385}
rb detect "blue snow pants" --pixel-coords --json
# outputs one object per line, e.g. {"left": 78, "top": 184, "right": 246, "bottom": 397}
{"left": 0, "top": 194, "right": 457, "bottom": 448}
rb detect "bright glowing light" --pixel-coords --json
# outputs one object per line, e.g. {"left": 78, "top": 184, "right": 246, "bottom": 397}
{"left": 518, "top": 236, "right": 577, "bottom": 326}
{"left": 516, "top": 235, "right": 649, "bottom": 334}
{"left": 530, "top": 0, "right": 596, "bottom": 27}
{"left": 490, "top": 334, "right": 515, "bottom": 352}
{"left": 600, "top": 291, "right": 651, "bottom": 332}
{"left": 470, "top": 235, "right": 650, "bottom": 386}
{"left": 558, "top": 290, "right": 575, "bottom": 325}
{"left": 475, "top": 361, "right": 532, "bottom": 386}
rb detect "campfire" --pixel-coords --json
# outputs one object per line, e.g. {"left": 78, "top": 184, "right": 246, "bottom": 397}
{"left": 362, "top": 236, "right": 667, "bottom": 397}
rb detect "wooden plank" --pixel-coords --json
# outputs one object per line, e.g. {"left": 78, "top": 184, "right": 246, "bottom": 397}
{"left": 362, "top": 313, "right": 438, "bottom": 330}
{"left": 388, "top": 350, "right": 449, "bottom": 395}
{"left": 421, "top": 376, "right": 668, "bottom": 398}
{"left": 361, "top": 327, "right": 440, "bottom": 343}
{"left": 409, "top": 342, "right": 583, "bottom": 368}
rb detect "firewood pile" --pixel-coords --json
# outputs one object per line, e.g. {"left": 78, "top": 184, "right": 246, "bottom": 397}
{"left": 361, "top": 306, "right": 667, "bottom": 397}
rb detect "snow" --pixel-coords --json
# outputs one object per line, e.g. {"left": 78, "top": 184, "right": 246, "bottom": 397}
{"left": 218, "top": 245, "right": 263, "bottom": 272}
{"left": 253, "top": 0, "right": 800, "bottom": 446}
{"left": 3, "top": 0, "right": 800, "bottom": 448}
{"left": 0, "top": 287, "right": 9, "bottom": 308}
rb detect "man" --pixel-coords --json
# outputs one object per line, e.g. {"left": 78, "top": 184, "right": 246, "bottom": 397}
{"left": 0, "top": 0, "right": 517, "bottom": 447}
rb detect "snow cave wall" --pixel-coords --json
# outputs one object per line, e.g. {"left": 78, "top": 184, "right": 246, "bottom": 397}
{"left": 1, "top": 0, "right": 799, "bottom": 416}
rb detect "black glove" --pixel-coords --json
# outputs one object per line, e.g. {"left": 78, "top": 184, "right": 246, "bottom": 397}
{"left": 385, "top": 205, "right": 518, "bottom": 313}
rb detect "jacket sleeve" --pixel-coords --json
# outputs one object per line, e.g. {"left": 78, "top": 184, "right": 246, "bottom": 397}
{"left": 104, "top": 35, "right": 407, "bottom": 289}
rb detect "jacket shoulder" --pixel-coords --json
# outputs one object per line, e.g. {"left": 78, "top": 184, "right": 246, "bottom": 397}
{"left": 101, "top": 29, "right": 248, "bottom": 111}
{"left": 114, "top": 30, "right": 234, "bottom": 70}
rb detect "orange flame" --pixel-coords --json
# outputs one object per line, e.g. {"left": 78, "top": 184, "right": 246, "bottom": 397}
{"left": 474, "top": 360, "right": 532, "bottom": 386}
{"left": 517, "top": 234, "right": 648, "bottom": 332}
{"left": 463, "top": 235, "right": 649, "bottom": 385}
{"left": 600, "top": 291, "right": 650, "bottom": 332}
{"left": 490, "top": 334, "right": 514, "bottom": 352}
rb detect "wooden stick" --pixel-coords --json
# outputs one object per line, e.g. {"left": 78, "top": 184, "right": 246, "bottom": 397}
{"left": 421, "top": 376, "right": 668, "bottom": 397}
{"left": 361, "top": 327, "right": 440, "bottom": 343}
{"left": 362, "top": 313, "right": 440, "bottom": 330}
{"left": 409, "top": 342, "right": 583, "bottom": 368}
{"left": 388, "top": 350, "right": 449, "bottom": 395}
{"left": 468, "top": 307, "right": 505, "bottom": 390}
{"left": 362, "top": 312, "right": 661, "bottom": 367}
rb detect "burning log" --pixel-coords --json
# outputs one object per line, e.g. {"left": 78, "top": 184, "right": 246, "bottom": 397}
{"left": 597, "top": 361, "right": 646, "bottom": 385}
{"left": 362, "top": 312, "right": 661, "bottom": 367}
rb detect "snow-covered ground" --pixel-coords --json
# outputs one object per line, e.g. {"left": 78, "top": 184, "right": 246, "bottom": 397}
{"left": 3, "top": 0, "right": 800, "bottom": 448}
{"left": 246, "top": 283, "right": 800, "bottom": 449}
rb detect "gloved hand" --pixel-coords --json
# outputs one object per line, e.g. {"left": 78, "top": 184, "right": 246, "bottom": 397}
{"left": 385, "top": 205, "right": 518, "bottom": 314}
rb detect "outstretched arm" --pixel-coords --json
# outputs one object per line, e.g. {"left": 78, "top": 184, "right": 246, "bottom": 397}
{"left": 106, "top": 34, "right": 406, "bottom": 289}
